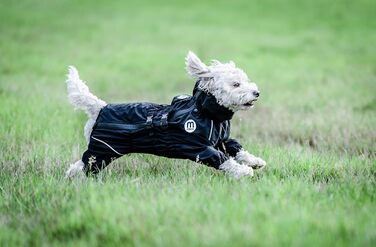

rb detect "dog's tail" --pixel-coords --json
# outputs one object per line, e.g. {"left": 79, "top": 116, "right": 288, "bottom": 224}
{"left": 66, "top": 66, "right": 106, "bottom": 119}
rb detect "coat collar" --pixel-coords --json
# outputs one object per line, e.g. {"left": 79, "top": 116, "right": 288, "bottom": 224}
{"left": 193, "top": 81, "right": 234, "bottom": 122}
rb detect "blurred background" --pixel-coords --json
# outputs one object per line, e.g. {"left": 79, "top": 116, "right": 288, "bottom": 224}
{"left": 1, "top": 0, "right": 374, "bottom": 156}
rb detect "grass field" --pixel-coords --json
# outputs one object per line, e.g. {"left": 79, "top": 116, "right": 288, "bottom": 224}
{"left": 0, "top": 0, "right": 375, "bottom": 246}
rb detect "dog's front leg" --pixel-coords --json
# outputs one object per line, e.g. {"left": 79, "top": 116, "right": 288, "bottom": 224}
{"left": 196, "top": 146, "right": 253, "bottom": 179}
{"left": 235, "top": 149, "right": 266, "bottom": 169}
{"left": 220, "top": 139, "right": 266, "bottom": 170}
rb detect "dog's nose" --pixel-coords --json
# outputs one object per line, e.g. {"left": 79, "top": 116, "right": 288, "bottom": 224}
{"left": 253, "top": 91, "right": 260, "bottom": 97}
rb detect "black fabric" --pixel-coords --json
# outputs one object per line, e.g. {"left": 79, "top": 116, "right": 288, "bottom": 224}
{"left": 81, "top": 83, "right": 243, "bottom": 175}
{"left": 218, "top": 139, "right": 243, "bottom": 157}
{"left": 192, "top": 81, "right": 235, "bottom": 122}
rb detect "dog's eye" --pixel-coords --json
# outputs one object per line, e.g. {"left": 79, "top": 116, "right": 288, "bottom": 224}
{"left": 233, "top": 82, "right": 240, "bottom": 87}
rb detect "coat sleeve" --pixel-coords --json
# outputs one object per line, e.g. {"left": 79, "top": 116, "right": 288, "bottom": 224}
{"left": 217, "top": 138, "right": 243, "bottom": 157}
{"left": 216, "top": 121, "right": 243, "bottom": 157}
{"left": 193, "top": 146, "right": 229, "bottom": 170}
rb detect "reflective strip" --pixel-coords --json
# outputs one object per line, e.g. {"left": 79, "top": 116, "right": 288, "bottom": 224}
{"left": 208, "top": 120, "right": 214, "bottom": 141}
{"left": 91, "top": 136, "right": 125, "bottom": 155}
{"left": 222, "top": 121, "right": 228, "bottom": 138}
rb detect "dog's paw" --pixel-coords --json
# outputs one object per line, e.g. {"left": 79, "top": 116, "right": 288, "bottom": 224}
{"left": 236, "top": 150, "right": 266, "bottom": 170}
{"left": 250, "top": 157, "right": 266, "bottom": 169}
{"left": 219, "top": 158, "right": 254, "bottom": 179}
{"left": 65, "top": 160, "right": 85, "bottom": 179}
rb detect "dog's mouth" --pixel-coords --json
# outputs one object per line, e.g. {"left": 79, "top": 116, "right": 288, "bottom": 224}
{"left": 243, "top": 99, "right": 257, "bottom": 107}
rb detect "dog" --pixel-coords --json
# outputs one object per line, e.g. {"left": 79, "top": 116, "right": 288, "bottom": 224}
{"left": 65, "top": 51, "right": 266, "bottom": 179}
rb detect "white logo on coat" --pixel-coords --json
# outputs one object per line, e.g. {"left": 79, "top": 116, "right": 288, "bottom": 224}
{"left": 184, "top": 119, "right": 196, "bottom": 133}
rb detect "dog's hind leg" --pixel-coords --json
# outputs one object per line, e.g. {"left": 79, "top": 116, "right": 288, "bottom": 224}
{"left": 66, "top": 66, "right": 106, "bottom": 178}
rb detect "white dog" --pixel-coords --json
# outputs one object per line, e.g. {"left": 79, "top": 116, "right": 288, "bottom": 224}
{"left": 66, "top": 51, "right": 266, "bottom": 179}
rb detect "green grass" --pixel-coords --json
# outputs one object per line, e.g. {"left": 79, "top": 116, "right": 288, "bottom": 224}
{"left": 0, "top": 0, "right": 375, "bottom": 246}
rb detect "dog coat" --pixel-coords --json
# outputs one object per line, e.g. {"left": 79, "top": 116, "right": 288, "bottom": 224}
{"left": 81, "top": 83, "right": 243, "bottom": 174}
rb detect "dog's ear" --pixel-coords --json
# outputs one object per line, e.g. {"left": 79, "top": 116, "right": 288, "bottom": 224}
{"left": 185, "top": 51, "right": 210, "bottom": 79}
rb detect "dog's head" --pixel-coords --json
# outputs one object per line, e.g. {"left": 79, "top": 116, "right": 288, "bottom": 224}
{"left": 185, "top": 51, "right": 260, "bottom": 111}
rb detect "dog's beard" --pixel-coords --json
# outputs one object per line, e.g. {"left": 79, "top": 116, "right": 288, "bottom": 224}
{"left": 229, "top": 103, "right": 255, "bottom": 111}
{"left": 217, "top": 94, "right": 258, "bottom": 111}
{"left": 242, "top": 98, "right": 258, "bottom": 107}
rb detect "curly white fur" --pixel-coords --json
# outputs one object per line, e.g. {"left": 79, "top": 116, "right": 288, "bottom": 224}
{"left": 185, "top": 51, "right": 260, "bottom": 111}
{"left": 65, "top": 160, "right": 85, "bottom": 179}
{"left": 66, "top": 66, "right": 106, "bottom": 119}
{"left": 235, "top": 150, "right": 266, "bottom": 169}
{"left": 66, "top": 66, "right": 106, "bottom": 142}
{"left": 219, "top": 158, "right": 254, "bottom": 179}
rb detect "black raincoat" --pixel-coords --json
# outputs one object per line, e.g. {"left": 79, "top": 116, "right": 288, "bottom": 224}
{"left": 81, "top": 83, "right": 243, "bottom": 175}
